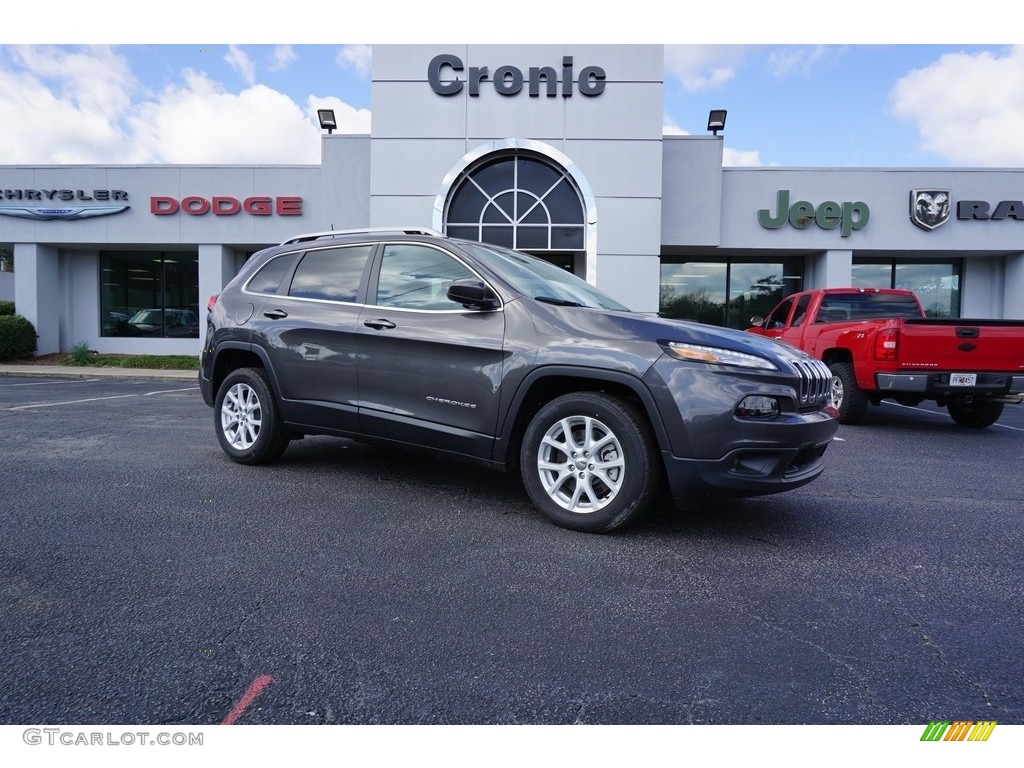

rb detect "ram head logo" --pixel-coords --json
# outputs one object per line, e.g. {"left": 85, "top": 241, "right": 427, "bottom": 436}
{"left": 910, "top": 189, "right": 951, "bottom": 231}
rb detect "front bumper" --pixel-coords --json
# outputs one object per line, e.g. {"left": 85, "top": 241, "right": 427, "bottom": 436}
{"left": 662, "top": 437, "right": 833, "bottom": 506}
{"left": 642, "top": 356, "right": 839, "bottom": 506}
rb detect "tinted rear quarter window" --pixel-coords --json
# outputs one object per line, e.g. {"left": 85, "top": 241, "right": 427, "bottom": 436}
{"left": 287, "top": 245, "right": 373, "bottom": 302}
{"left": 246, "top": 254, "right": 295, "bottom": 295}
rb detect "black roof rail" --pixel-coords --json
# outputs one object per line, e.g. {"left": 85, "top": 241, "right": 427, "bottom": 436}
{"left": 279, "top": 227, "right": 444, "bottom": 246}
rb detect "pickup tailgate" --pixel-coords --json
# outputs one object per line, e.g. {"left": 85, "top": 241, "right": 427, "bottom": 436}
{"left": 899, "top": 318, "right": 1024, "bottom": 372}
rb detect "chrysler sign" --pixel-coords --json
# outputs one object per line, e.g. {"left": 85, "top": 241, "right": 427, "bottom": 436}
{"left": 0, "top": 188, "right": 130, "bottom": 221}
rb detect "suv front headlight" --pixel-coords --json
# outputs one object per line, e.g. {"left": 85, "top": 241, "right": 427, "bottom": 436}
{"left": 662, "top": 341, "right": 778, "bottom": 371}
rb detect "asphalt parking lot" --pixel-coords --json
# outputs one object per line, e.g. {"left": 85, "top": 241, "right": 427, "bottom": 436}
{"left": 0, "top": 374, "right": 1022, "bottom": 726}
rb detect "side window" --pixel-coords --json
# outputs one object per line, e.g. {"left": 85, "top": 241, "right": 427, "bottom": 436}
{"left": 791, "top": 294, "right": 812, "bottom": 327}
{"left": 375, "top": 244, "right": 475, "bottom": 310}
{"left": 245, "top": 254, "right": 295, "bottom": 295}
{"left": 764, "top": 297, "right": 795, "bottom": 329}
{"left": 287, "top": 245, "right": 373, "bottom": 302}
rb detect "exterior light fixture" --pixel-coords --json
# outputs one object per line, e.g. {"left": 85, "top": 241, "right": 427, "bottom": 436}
{"left": 707, "top": 109, "right": 727, "bottom": 136}
{"left": 317, "top": 109, "right": 337, "bottom": 134}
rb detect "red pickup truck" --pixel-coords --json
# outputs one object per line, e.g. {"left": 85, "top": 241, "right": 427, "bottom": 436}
{"left": 747, "top": 288, "right": 1024, "bottom": 427}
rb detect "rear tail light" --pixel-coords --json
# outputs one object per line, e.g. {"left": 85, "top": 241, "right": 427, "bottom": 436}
{"left": 207, "top": 294, "right": 219, "bottom": 312}
{"left": 874, "top": 328, "right": 898, "bottom": 361}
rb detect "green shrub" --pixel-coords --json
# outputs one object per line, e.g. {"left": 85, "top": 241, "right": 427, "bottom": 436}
{"left": 0, "top": 314, "right": 38, "bottom": 361}
{"left": 120, "top": 355, "right": 199, "bottom": 370}
{"left": 0, "top": 300, "right": 15, "bottom": 316}
{"left": 66, "top": 341, "right": 93, "bottom": 366}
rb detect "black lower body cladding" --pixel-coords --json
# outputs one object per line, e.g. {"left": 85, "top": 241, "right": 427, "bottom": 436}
{"left": 642, "top": 356, "right": 838, "bottom": 504}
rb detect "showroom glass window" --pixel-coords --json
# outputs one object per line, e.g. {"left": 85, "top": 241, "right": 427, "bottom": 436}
{"left": 445, "top": 152, "right": 585, "bottom": 272}
{"left": 0, "top": 244, "right": 13, "bottom": 273}
{"left": 660, "top": 257, "right": 804, "bottom": 329}
{"left": 101, "top": 252, "right": 199, "bottom": 338}
{"left": 852, "top": 258, "right": 962, "bottom": 317}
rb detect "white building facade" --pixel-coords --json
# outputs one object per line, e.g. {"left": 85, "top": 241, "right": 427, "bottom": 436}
{"left": 3, "top": 44, "right": 1023, "bottom": 355}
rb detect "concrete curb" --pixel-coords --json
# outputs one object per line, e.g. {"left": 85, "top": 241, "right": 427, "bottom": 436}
{"left": 0, "top": 365, "right": 198, "bottom": 381}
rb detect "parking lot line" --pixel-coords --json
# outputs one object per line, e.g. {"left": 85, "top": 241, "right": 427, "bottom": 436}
{"left": 4, "top": 387, "right": 199, "bottom": 411}
{"left": 883, "top": 400, "right": 1024, "bottom": 432}
{"left": 221, "top": 675, "right": 275, "bottom": 725}
{"left": 0, "top": 378, "right": 101, "bottom": 387}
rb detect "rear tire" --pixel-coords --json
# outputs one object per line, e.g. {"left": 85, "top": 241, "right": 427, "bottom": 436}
{"left": 214, "top": 367, "right": 290, "bottom": 464}
{"left": 948, "top": 399, "right": 1003, "bottom": 428}
{"left": 520, "top": 392, "right": 660, "bottom": 533}
{"left": 828, "top": 362, "right": 868, "bottom": 424}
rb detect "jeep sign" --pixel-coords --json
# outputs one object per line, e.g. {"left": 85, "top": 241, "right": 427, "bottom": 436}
{"left": 758, "top": 189, "right": 869, "bottom": 237}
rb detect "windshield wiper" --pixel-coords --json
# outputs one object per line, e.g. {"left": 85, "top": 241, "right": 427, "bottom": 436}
{"left": 534, "top": 295, "right": 584, "bottom": 307}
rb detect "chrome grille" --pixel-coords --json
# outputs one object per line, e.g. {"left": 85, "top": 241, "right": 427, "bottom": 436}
{"left": 792, "top": 357, "right": 832, "bottom": 407}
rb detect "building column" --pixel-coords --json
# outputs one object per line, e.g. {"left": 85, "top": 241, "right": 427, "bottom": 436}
{"left": 809, "top": 249, "right": 853, "bottom": 289}
{"left": 1004, "top": 252, "right": 1024, "bottom": 320}
{"left": 13, "top": 243, "right": 60, "bottom": 355}
{"left": 198, "top": 244, "right": 237, "bottom": 316}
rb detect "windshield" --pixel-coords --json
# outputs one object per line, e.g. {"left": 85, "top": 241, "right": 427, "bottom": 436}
{"left": 459, "top": 241, "right": 630, "bottom": 311}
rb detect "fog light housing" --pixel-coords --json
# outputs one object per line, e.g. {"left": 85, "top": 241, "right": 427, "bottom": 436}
{"left": 736, "top": 395, "right": 780, "bottom": 420}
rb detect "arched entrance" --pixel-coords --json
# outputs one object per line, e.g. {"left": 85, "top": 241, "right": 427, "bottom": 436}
{"left": 433, "top": 139, "right": 596, "bottom": 280}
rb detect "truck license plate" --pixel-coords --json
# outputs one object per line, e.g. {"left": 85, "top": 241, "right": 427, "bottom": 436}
{"left": 950, "top": 373, "right": 977, "bottom": 386}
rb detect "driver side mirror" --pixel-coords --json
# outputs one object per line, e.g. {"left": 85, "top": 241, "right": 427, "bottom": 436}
{"left": 749, "top": 315, "right": 766, "bottom": 328}
{"left": 448, "top": 278, "right": 499, "bottom": 310}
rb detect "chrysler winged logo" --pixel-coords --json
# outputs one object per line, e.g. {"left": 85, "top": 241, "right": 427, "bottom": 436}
{"left": 0, "top": 205, "right": 130, "bottom": 221}
{"left": 910, "top": 189, "right": 951, "bottom": 231}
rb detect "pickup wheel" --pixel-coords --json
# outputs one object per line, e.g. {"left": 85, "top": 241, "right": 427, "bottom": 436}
{"left": 828, "top": 362, "right": 868, "bottom": 424}
{"left": 520, "top": 393, "right": 659, "bottom": 533}
{"left": 214, "top": 367, "right": 290, "bottom": 464}
{"left": 948, "top": 399, "right": 1004, "bottom": 428}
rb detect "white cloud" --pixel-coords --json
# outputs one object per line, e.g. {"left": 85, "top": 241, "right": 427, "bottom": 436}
{"left": 130, "top": 70, "right": 323, "bottom": 164}
{"left": 723, "top": 148, "right": 764, "bottom": 167}
{"left": 890, "top": 46, "right": 1024, "bottom": 166}
{"left": 0, "top": 45, "right": 372, "bottom": 165}
{"left": 306, "top": 95, "right": 371, "bottom": 135}
{"left": 224, "top": 44, "right": 256, "bottom": 86}
{"left": 270, "top": 45, "right": 296, "bottom": 72}
{"left": 664, "top": 45, "right": 746, "bottom": 91}
{"left": 765, "top": 45, "right": 831, "bottom": 78}
{"left": 662, "top": 117, "right": 689, "bottom": 136}
{"left": 337, "top": 45, "right": 372, "bottom": 77}
{"left": 0, "top": 46, "right": 137, "bottom": 163}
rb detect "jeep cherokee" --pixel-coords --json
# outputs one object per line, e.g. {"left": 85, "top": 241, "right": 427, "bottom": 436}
{"left": 200, "top": 228, "right": 838, "bottom": 532}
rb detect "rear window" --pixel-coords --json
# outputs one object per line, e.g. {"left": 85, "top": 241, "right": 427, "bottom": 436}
{"left": 817, "top": 293, "right": 921, "bottom": 322}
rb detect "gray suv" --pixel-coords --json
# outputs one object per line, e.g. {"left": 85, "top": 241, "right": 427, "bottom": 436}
{"left": 200, "top": 228, "right": 838, "bottom": 532}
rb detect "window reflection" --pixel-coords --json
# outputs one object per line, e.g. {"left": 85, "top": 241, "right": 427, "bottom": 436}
{"left": 660, "top": 258, "right": 804, "bottom": 329}
{"left": 852, "top": 258, "right": 961, "bottom": 317}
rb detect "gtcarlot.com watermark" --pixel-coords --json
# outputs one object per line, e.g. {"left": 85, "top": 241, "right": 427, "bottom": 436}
{"left": 23, "top": 728, "right": 203, "bottom": 747}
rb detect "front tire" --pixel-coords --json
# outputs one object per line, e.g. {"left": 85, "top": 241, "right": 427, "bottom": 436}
{"left": 948, "top": 399, "right": 1003, "bottom": 428}
{"left": 520, "top": 392, "right": 660, "bottom": 533}
{"left": 214, "top": 367, "right": 289, "bottom": 464}
{"left": 828, "top": 362, "right": 868, "bottom": 424}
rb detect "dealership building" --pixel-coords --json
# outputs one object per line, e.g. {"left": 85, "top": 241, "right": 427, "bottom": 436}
{"left": 3, "top": 44, "right": 1024, "bottom": 356}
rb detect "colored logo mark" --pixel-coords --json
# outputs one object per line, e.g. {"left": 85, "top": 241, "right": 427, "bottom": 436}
{"left": 920, "top": 720, "right": 997, "bottom": 742}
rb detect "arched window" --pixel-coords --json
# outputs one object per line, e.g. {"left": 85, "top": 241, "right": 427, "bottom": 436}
{"left": 444, "top": 152, "right": 586, "bottom": 255}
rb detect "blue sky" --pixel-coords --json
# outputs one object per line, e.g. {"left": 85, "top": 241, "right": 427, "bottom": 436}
{"left": 2, "top": 2, "right": 1020, "bottom": 168}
